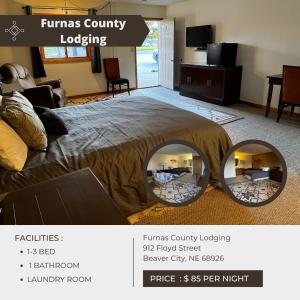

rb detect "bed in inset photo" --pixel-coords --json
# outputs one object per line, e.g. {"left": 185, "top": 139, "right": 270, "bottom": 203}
{"left": 146, "top": 143, "right": 209, "bottom": 205}
{"left": 224, "top": 144, "right": 284, "bottom": 204}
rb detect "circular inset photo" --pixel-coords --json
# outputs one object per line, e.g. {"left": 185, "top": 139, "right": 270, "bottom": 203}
{"left": 144, "top": 141, "right": 210, "bottom": 206}
{"left": 221, "top": 140, "right": 287, "bottom": 206}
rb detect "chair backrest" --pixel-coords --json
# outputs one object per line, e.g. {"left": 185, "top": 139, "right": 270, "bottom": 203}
{"left": 282, "top": 65, "right": 300, "bottom": 105}
{"left": 103, "top": 58, "right": 120, "bottom": 80}
{"left": 0, "top": 63, "right": 36, "bottom": 90}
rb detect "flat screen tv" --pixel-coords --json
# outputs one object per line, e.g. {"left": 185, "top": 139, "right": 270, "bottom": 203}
{"left": 186, "top": 25, "right": 213, "bottom": 49}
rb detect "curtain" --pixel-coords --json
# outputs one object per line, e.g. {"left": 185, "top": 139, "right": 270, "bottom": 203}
{"left": 88, "top": 9, "right": 102, "bottom": 73}
{"left": 24, "top": 6, "right": 47, "bottom": 78}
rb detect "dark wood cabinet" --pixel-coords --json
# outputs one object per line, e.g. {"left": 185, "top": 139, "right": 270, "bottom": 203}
{"left": 180, "top": 64, "right": 243, "bottom": 105}
{"left": 269, "top": 169, "right": 283, "bottom": 183}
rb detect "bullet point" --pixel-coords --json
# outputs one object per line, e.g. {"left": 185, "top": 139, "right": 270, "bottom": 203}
{"left": 20, "top": 250, "right": 23, "bottom": 254}
{"left": 20, "top": 278, "right": 23, "bottom": 282}
{"left": 20, "top": 264, "right": 23, "bottom": 268}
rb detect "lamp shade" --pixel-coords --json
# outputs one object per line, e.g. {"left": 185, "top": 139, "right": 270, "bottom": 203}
{"left": 235, "top": 158, "right": 239, "bottom": 166}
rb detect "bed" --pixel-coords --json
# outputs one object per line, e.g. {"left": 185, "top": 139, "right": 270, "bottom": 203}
{"left": 243, "top": 169, "right": 269, "bottom": 181}
{"left": 0, "top": 96, "right": 232, "bottom": 216}
{"left": 152, "top": 170, "right": 187, "bottom": 185}
{"left": 160, "top": 167, "right": 190, "bottom": 175}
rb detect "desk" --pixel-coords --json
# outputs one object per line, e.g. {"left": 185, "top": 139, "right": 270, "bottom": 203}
{"left": 265, "top": 74, "right": 283, "bottom": 117}
{"left": 0, "top": 168, "right": 129, "bottom": 225}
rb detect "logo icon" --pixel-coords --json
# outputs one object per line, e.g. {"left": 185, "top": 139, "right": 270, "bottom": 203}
{"left": 5, "top": 20, "right": 25, "bottom": 41}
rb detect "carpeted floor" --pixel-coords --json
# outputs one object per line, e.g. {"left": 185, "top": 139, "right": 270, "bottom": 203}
{"left": 71, "top": 87, "right": 300, "bottom": 224}
{"left": 67, "top": 93, "right": 112, "bottom": 106}
{"left": 227, "top": 179, "right": 280, "bottom": 204}
{"left": 153, "top": 180, "right": 201, "bottom": 204}
{"left": 136, "top": 172, "right": 300, "bottom": 225}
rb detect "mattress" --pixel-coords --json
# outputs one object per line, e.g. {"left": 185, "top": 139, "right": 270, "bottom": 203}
{"left": 0, "top": 96, "right": 232, "bottom": 216}
{"left": 243, "top": 170, "right": 269, "bottom": 181}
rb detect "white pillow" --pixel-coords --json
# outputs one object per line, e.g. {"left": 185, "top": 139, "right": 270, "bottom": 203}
{"left": 154, "top": 172, "right": 175, "bottom": 185}
{"left": 0, "top": 118, "right": 28, "bottom": 171}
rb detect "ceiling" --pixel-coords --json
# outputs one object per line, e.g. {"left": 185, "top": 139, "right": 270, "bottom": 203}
{"left": 111, "top": 0, "right": 184, "bottom": 5}
{"left": 15, "top": 0, "right": 184, "bottom": 7}
{"left": 156, "top": 144, "right": 198, "bottom": 155}
{"left": 236, "top": 144, "right": 273, "bottom": 155}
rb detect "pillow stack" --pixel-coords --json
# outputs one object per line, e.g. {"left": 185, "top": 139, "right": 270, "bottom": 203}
{"left": 0, "top": 91, "right": 48, "bottom": 171}
{"left": 0, "top": 116, "right": 28, "bottom": 171}
{"left": 0, "top": 91, "right": 69, "bottom": 172}
{"left": 1, "top": 91, "right": 48, "bottom": 151}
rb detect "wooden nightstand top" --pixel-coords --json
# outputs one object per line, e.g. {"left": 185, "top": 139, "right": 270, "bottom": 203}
{"left": 0, "top": 168, "right": 129, "bottom": 225}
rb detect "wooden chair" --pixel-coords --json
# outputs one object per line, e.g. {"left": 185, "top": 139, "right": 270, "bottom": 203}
{"left": 103, "top": 58, "right": 130, "bottom": 98}
{"left": 277, "top": 65, "right": 300, "bottom": 122}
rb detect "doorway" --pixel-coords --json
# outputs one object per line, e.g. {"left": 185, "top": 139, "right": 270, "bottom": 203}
{"left": 136, "top": 20, "right": 160, "bottom": 88}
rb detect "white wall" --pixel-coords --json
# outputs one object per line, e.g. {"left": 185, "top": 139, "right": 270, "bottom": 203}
{"left": 1, "top": 0, "right": 166, "bottom": 96}
{"left": 224, "top": 151, "right": 254, "bottom": 179}
{"left": 147, "top": 152, "right": 194, "bottom": 171}
{"left": 224, "top": 153, "right": 236, "bottom": 179}
{"left": 178, "top": 153, "right": 192, "bottom": 168}
{"left": 167, "top": 0, "right": 300, "bottom": 108}
{"left": 147, "top": 154, "right": 179, "bottom": 171}
{"left": 236, "top": 152, "right": 253, "bottom": 169}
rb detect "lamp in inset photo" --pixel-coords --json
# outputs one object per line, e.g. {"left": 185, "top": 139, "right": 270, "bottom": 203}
{"left": 235, "top": 156, "right": 239, "bottom": 167}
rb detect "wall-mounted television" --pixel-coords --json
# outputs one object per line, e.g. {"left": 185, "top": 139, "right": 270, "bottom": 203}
{"left": 186, "top": 25, "right": 213, "bottom": 50}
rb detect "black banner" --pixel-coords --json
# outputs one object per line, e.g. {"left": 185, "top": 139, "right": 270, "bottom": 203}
{"left": 0, "top": 15, "right": 149, "bottom": 46}
{"left": 143, "top": 270, "right": 263, "bottom": 287}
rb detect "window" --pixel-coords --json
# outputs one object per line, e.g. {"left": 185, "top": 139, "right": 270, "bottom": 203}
{"left": 40, "top": 46, "right": 90, "bottom": 63}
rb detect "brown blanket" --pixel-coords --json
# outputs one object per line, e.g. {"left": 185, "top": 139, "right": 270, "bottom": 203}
{"left": 0, "top": 96, "right": 232, "bottom": 216}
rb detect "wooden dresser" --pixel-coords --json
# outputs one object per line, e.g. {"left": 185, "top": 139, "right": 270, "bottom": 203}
{"left": 180, "top": 64, "right": 243, "bottom": 105}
